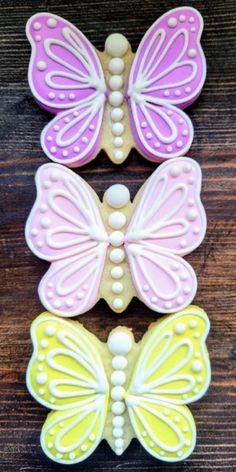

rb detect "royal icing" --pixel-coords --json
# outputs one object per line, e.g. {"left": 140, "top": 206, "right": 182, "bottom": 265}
{"left": 26, "top": 7, "right": 206, "bottom": 167}
{"left": 25, "top": 158, "right": 206, "bottom": 316}
{"left": 27, "top": 306, "right": 211, "bottom": 463}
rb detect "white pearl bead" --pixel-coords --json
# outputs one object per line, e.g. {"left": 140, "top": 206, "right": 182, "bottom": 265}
{"left": 112, "top": 427, "right": 123, "bottom": 438}
{"left": 112, "top": 416, "right": 125, "bottom": 427}
{"left": 105, "top": 184, "right": 130, "bottom": 208}
{"left": 111, "top": 386, "right": 125, "bottom": 400}
{"left": 109, "top": 91, "right": 124, "bottom": 107}
{"left": 114, "top": 137, "right": 123, "bottom": 147}
{"left": 109, "top": 75, "right": 123, "bottom": 91}
{"left": 105, "top": 33, "right": 129, "bottom": 57}
{"left": 115, "top": 438, "right": 124, "bottom": 448}
{"left": 111, "top": 108, "right": 124, "bottom": 122}
{"left": 109, "top": 231, "right": 124, "bottom": 247}
{"left": 109, "top": 248, "right": 125, "bottom": 263}
{"left": 113, "top": 298, "right": 124, "bottom": 309}
{"left": 112, "top": 282, "right": 123, "bottom": 294}
{"left": 115, "top": 447, "right": 123, "bottom": 455}
{"left": 114, "top": 151, "right": 124, "bottom": 161}
{"left": 111, "top": 122, "right": 124, "bottom": 136}
{"left": 108, "top": 57, "right": 125, "bottom": 74}
{"left": 112, "top": 355, "right": 127, "bottom": 370}
{"left": 108, "top": 331, "right": 132, "bottom": 355}
{"left": 108, "top": 211, "right": 126, "bottom": 229}
{"left": 112, "top": 401, "right": 125, "bottom": 415}
{"left": 111, "top": 266, "right": 124, "bottom": 279}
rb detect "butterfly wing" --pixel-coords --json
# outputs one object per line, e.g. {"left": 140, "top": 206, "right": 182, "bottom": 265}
{"left": 26, "top": 13, "right": 106, "bottom": 166}
{"left": 126, "top": 306, "right": 210, "bottom": 461}
{"left": 25, "top": 164, "right": 108, "bottom": 316}
{"left": 27, "top": 313, "right": 109, "bottom": 464}
{"left": 125, "top": 157, "right": 206, "bottom": 313}
{"left": 127, "top": 7, "right": 206, "bottom": 161}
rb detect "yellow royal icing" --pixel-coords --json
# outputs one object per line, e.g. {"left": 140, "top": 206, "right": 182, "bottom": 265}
{"left": 27, "top": 306, "right": 211, "bottom": 464}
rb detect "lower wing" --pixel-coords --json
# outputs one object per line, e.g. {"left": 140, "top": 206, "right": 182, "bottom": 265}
{"left": 125, "top": 243, "right": 197, "bottom": 313}
{"left": 41, "top": 93, "right": 105, "bottom": 167}
{"left": 38, "top": 244, "right": 107, "bottom": 317}
{"left": 128, "top": 99, "right": 193, "bottom": 161}
{"left": 41, "top": 397, "right": 107, "bottom": 464}
{"left": 27, "top": 313, "right": 109, "bottom": 463}
{"left": 126, "top": 395, "right": 196, "bottom": 462}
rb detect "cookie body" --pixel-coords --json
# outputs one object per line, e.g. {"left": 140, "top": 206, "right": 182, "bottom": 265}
{"left": 25, "top": 158, "right": 206, "bottom": 316}
{"left": 26, "top": 7, "right": 206, "bottom": 166}
{"left": 25, "top": 158, "right": 207, "bottom": 316}
{"left": 27, "top": 306, "right": 211, "bottom": 463}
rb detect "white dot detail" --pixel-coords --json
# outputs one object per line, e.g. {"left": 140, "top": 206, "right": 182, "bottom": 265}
{"left": 188, "top": 48, "right": 197, "bottom": 58}
{"left": 37, "top": 61, "right": 46, "bottom": 71}
{"left": 170, "top": 166, "right": 181, "bottom": 177}
{"left": 174, "top": 322, "right": 186, "bottom": 334}
{"left": 45, "top": 325, "right": 55, "bottom": 336}
{"left": 168, "top": 17, "right": 177, "bottom": 27}
{"left": 36, "top": 372, "right": 48, "bottom": 384}
{"left": 192, "top": 361, "right": 203, "bottom": 372}
{"left": 33, "top": 22, "right": 41, "bottom": 30}
{"left": 47, "top": 18, "right": 57, "bottom": 28}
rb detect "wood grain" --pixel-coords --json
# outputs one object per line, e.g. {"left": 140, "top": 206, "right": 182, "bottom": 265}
{"left": 0, "top": 0, "right": 236, "bottom": 471}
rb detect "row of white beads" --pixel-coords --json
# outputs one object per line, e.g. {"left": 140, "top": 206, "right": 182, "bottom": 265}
{"left": 105, "top": 184, "right": 130, "bottom": 310}
{"left": 108, "top": 331, "right": 132, "bottom": 455}
{"left": 105, "top": 34, "right": 129, "bottom": 162}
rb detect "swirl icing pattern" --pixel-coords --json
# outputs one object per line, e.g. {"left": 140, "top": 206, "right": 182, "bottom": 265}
{"left": 25, "top": 158, "right": 207, "bottom": 317}
{"left": 26, "top": 7, "right": 206, "bottom": 166}
{"left": 27, "top": 306, "right": 211, "bottom": 463}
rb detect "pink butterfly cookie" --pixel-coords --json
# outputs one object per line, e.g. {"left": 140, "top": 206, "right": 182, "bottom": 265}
{"left": 25, "top": 157, "right": 207, "bottom": 316}
{"left": 26, "top": 7, "right": 206, "bottom": 166}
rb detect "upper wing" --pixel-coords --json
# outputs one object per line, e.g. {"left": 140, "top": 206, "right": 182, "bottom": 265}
{"left": 125, "top": 158, "right": 206, "bottom": 312}
{"left": 26, "top": 13, "right": 106, "bottom": 112}
{"left": 127, "top": 7, "right": 206, "bottom": 161}
{"left": 126, "top": 306, "right": 210, "bottom": 461}
{"left": 25, "top": 164, "right": 108, "bottom": 316}
{"left": 26, "top": 13, "right": 106, "bottom": 166}
{"left": 27, "top": 313, "right": 109, "bottom": 463}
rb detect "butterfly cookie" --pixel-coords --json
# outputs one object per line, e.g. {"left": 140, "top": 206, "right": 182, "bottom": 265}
{"left": 27, "top": 306, "right": 211, "bottom": 463}
{"left": 25, "top": 157, "right": 206, "bottom": 316}
{"left": 26, "top": 7, "right": 206, "bottom": 166}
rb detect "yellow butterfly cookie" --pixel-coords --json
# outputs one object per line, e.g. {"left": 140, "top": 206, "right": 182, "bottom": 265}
{"left": 27, "top": 306, "right": 211, "bottom": 464}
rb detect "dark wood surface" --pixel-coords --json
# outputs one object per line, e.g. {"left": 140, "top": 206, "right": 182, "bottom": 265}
{"left": 0, "top": 0, "right": 236, "bottom": 471}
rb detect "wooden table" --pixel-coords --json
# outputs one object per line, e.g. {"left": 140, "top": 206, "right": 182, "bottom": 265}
{"left": 0, "top": 0, "right": 235, "bottom": 471}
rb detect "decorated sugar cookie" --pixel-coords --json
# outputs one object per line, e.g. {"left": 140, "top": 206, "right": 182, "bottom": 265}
{"left": 25, "top": 157, "right": 206, "bottom": 316}
{"left": 27, "top": 306, "right": 211, "bottom": 463}
{"left": 26, "top": 7, "right": 206, "bottom": 166}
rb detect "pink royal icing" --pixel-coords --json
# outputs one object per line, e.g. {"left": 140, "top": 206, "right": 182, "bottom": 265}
{"left": 25, "top": 158, "right": 206, "bottom": 317}
{"left": 26, "top": 8, "right": 206, "bottom": 166}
